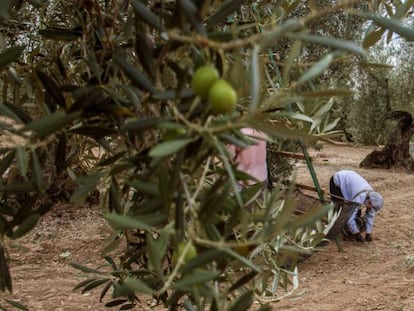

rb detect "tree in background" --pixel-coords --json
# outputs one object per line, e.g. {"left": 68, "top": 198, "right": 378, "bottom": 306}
{"left": 343, "top": 4, "right": 414, "bottom": 144}
{"left": 0, "top": 1, "right": 413, "bottom": 310}
{"left": 345, "top": 63, "right": 394, "bottom": 144}
{"left": 360, "top": 110, "right": 414, "bottom": 171}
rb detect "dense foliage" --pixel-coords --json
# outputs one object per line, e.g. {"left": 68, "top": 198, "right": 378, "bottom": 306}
{"left": 345, "top": 16, "right": 414, "bottom": 144}
{"left": 0, "top": 0, "right": 413, "bottom": 310}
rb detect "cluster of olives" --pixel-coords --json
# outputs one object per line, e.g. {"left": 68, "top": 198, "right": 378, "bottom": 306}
{"left": 191, "top": 65, "right": 237, "bottom": 115}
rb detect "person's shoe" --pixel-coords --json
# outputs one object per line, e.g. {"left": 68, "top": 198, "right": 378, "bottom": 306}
{"left": 354, "top": 232, "right": 365, "bottom": 242}
{"left": 365, "top": 233, "right": 372, "bottom": 242}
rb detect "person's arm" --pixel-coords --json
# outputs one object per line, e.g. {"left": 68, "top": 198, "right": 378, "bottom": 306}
{"left": 347, "top": 205, "right": 360, "bottom": 234}
{"left": 364, "top": 208, "right": 375, "bottom": 234}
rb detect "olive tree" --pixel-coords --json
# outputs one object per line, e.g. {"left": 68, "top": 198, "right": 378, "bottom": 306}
{"left": 341, "top": 4, "right": 414, "bottom": 144}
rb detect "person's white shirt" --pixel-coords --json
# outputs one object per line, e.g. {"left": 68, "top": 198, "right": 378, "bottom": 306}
{"left": 333, "top": 170, "right": 372, "bottom": 205}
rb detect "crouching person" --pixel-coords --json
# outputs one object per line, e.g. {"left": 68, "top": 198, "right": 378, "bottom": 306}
{"left": 329, "top": 170, "right": 384, "bottom": 242}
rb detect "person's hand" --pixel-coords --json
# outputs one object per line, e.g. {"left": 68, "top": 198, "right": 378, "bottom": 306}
{"left": 355, "top": 232, "right": 365, "bottom": 242}
{"left": 365, "top": 233, "right": 372, "bottom": 242}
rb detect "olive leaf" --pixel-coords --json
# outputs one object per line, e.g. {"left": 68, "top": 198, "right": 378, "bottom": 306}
{"left": 364, "top": 13, "right": 414, "bottom": 41}
{"left": 39, "top": 27, "right": 82, "bottom": 41}
{"left": 0, "top": 46, "right": 25, "bottom": 68}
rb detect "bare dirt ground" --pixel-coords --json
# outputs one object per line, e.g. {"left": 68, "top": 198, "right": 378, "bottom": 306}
{"left": 1, "top": 143, "right": 414, "bottom": 311}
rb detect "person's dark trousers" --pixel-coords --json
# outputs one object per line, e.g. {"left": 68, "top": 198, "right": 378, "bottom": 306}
{"left": 323, "top": 175, "right": 348, "bottom": 242}
{"left": 329, "top": 176, "right": 344, "bottom": 208}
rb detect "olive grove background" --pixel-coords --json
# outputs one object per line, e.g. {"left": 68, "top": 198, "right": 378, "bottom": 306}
{"left": 0, "top": 0, "right": 413, "bottom": 310}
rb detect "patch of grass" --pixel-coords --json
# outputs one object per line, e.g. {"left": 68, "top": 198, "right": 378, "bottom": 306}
{"left": 395, "top": 300, "right": 406, "bottom": 311}
{"left": 403, "top": 255, "right": 414, "bottom": 271}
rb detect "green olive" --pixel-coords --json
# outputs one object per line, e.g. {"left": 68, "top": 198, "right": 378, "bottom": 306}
{"left": 208, "top": 79, "right": 237, "bottom": 115}
{"left": 164, "top": 127, "right": 186, "bottom": 140}
{"left": 172, "top": 241, "right": 197, "bottom": 265}
{"left": 191, "top": 65, "right": 220, "bottom": 100}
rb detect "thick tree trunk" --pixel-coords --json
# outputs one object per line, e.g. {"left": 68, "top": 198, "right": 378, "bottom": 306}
{"left": 360, "top": 111, "right": 414, "bottom": 171}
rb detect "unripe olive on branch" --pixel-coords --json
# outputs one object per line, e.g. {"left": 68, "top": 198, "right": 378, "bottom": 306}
{"left": 164, "top": 127, "right": 186, "bottom": 140}
{"left": 208, "top": 79, "right": 237, "bottom": 115}
{"left": 172, "top": 241, "right": 197, "bottom": 265}
{"left": 191, "top": 65, "right": 220, "bottom": 100}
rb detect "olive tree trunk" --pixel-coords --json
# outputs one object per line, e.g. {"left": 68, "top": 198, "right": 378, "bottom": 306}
{"left": 360, "top": 111, "right": 414, "bottom": 171}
